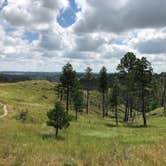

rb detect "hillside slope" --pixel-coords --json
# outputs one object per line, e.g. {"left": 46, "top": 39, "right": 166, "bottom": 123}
{"left": 0, "top": 81, "right": 165, "bottom": 166}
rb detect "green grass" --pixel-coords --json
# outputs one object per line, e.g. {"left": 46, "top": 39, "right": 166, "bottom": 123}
{"left": 0, "top": 81, "right": 166, "bottom": 166}
{"left": 148, "top": 107, "right": 165, "bottom": 117}
{"left": 0, "top": 80, "right": 56, "bottom": 105}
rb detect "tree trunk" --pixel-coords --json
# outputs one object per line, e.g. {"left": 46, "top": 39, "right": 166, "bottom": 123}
{"left": 76, "top": 108, "right": 78, "bottom": 120}
{"left": 142, "top": 86, "right": 147, "bottom": 127}
{"left": 105, "top": 93, "right": 109, "bottom": 117}
{"left": 60, "top": 90, "right": 63, "bottom": 101}
{"left": 142, "top": 109, "right": 147, "bottom": 127}
{"left": 124, "top": 97, "right": 129, "bottom": 122}
{"left": 130, "top": 100, "right": 133, "bottom": 119}
{"left": 55, "top": 127, "right": 58, "bottom": 138}
{"left": 164, "top": 102, "right": 166, "bottom": 117}
{"left": 66, "top": 87, "right": 69, "bottom": 113}
{"left": 132, "top": 111, "right": 136, "bottom": 122}
{"left": 102, "top": 92, "right": 105, "bottom": 117}
{"left": 115, "top": 106, "right": 118, "bottom": 126}
{"left": 86, "top": 90, "right": 89, "bottom": 114}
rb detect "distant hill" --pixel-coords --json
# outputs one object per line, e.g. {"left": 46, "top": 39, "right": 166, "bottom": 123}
{"left": 0, "top": 71, "right": 165, "bottom": 83}
{"left": 160, "top": 72, "right": 166, "bottom": 77}
{"left": 0, "top": 71, "right": 61, "bottom": 83}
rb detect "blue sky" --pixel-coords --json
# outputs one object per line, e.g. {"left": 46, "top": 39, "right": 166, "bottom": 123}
{"left": 0, "top": 0, "right": 8, "bottom": 10}
{"left": 57, "top": 0, "right": 80, "bottom": 28}
{"left": 23, "top": 32, "right": 39, "bottom": 42}
{"left": 1, "top": 0, "right": 79, "bottom": 42}
{"left": 23, "top": 0, "right": 80, "bottom": 43}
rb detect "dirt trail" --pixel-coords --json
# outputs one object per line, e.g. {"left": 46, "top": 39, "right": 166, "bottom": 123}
{"left": 0, "top": 104, "right": 8, "bottom": 118}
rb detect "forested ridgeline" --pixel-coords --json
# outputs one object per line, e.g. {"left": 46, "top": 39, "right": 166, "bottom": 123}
{"left": 0, "top": 72, "right": 60, "bottom": 83}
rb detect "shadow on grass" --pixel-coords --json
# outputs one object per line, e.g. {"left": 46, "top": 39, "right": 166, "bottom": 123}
{"left": 68, "top": 114, "right": 77, "bottom": 121}
{"left": 126, "top": 125, "right": 146, "bottom": 128}
{"left": 105, "top": 123, "right": 117, "bottom": 128}
{"left": 123, "top": 123, "right": 157, "bottom": 128}
{"left": 41, "top": 133, "right": 65, "bottom": 140}
{"left": 105, "top": 122, "right": 157, "bottom": 128}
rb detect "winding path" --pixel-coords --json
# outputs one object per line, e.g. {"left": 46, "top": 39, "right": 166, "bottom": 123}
{"left": 0, "top": 104, "right": 8, "bottom": 118}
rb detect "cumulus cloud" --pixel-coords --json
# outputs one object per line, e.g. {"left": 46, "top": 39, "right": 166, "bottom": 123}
{"left": 136, "top": 38, "right": 166, "bottom": 54}
{"left": 0, "top": 0, "right": 165, "bottom": 73}
{"left": 75, "top": 34, "right": 106, "bottom": 52}
{"left": 74, "top": 0, "right": 166, "bottom": 33}
{"left": 2, "top": 0, "right": 68, "bottom": 28}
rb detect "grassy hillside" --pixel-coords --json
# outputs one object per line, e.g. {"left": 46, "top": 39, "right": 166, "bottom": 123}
{"left": 0, "top": 81, "right": 165, "bottom": 166}
{"left": 0, "top": 80, "right": 56, "bottom": 105}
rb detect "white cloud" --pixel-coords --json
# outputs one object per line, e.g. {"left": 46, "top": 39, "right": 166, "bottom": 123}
{"left": 2, "top": 0, "right": 68, "bottom": 28}
{"left": 0, "top": 0, "right": 165, "bottom": 73}
{"left": 74, "top": 0, "right": 166, "bottom": 33}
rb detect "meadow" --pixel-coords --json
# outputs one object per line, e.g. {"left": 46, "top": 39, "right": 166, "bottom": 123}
{"left": 0, "top": 80, "right": 165, "bottom": 166}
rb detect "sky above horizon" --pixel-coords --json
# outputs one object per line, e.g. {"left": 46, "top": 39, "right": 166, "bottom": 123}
{"left": 0, "top": 0, "right": 166, "bottom": 73}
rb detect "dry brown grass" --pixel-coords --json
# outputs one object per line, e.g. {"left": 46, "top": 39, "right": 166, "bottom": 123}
{"left": 110, "top": 140, "right": 166, "bottom": 166}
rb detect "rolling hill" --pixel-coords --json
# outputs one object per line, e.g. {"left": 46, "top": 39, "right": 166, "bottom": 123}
{"left": 0, "top": 80, "right": 165, "bottom": 166}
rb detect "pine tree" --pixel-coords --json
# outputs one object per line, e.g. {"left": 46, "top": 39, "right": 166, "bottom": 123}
{"left": 134, "top": 57, "right": 153, "bottom": 127}
{"left": 72, "top": 88, "right": 84, "bottom": 120}
{"left": 117, "top": 52, "right": 137, "bottom": 121}
{"left": 98, "top": 66, "right": 108, "bottom": 117}
{"left": 110, "top": 79, "right": 120, "bottom": 126}
{"left": 84, "top": 67, "right": 93, "bottom": 114}
{"left": 47, "top": 102, "right": 70, "bottom": 138}
{"left": 60, "top": 63, "right": 77, "bottom": 113}
{"left": 56, "top": 83, "right": 64, "bottom": 101}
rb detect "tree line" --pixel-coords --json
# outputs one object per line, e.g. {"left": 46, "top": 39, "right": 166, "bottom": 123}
{"left": 47, "top": 52, "right": 166, "bottom": 137}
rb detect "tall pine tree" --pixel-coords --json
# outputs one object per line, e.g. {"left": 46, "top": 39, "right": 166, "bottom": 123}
{"left": 117, "top": 52, "right": 137, "bottom": 121}
{"left": 98, "top": 66, "right": 108, "bottom": 117}
{"left": 60, "top": 63, "right": 77, "bottom": 113}
{"left": 134, "top": 57, "right": 153, "bottom": 127}
{"left": 84, "top": 67, "right": 93, "bottom": 114}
